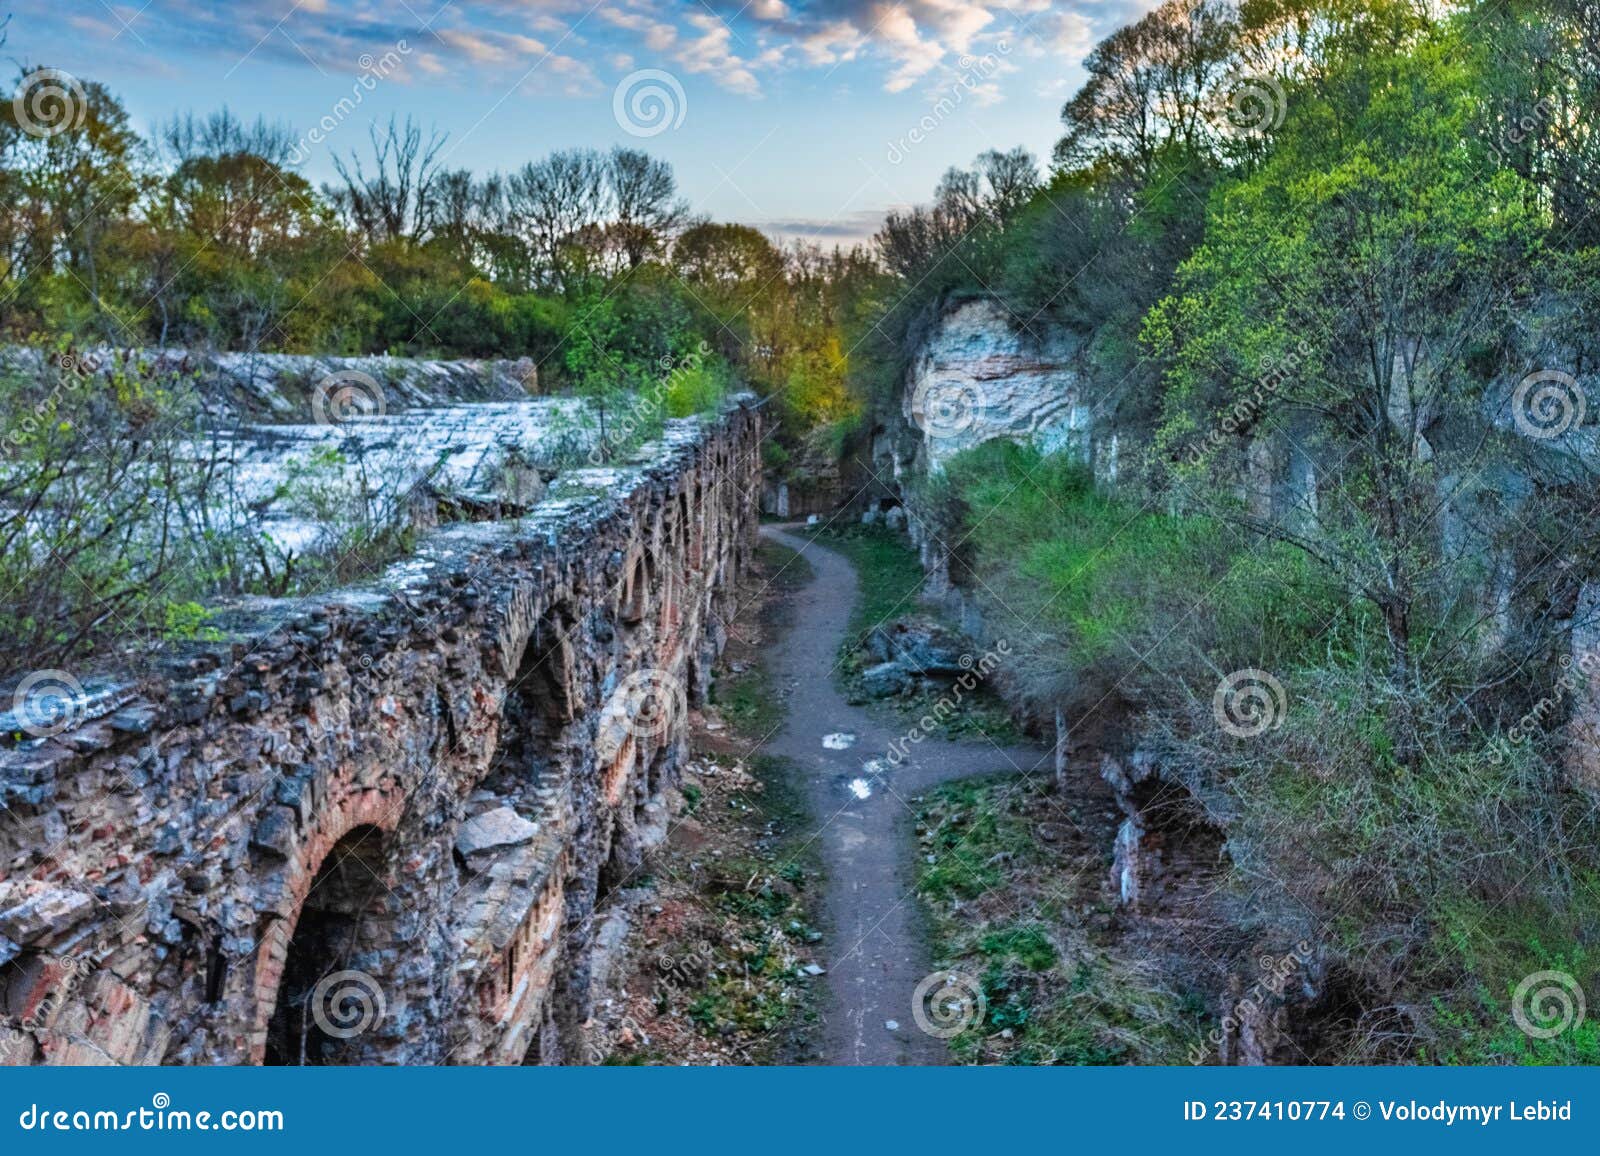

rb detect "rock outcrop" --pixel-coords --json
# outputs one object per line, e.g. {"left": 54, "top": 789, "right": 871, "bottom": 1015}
{"left": 0, "top": 399, "right": 761, "bottom": 1066}
{"left": 898, "top": 296, "right": 1083, "bottom": 473}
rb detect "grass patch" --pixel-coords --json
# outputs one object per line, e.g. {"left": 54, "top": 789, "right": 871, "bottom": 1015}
{"left": 709, "top": 539, "right": 811, "bottom": 738}
{"left": 915, "top": 773, "right": 1210, "bottom": 1065}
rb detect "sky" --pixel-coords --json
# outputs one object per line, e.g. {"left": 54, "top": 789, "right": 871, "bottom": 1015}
{"left": 5, "top": 0, "right": 1154, "bottom": 246}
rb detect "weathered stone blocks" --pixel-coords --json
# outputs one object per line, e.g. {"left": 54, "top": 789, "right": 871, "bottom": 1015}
{"left": 0, "top": 400, "right": 761, "bottom": 1066}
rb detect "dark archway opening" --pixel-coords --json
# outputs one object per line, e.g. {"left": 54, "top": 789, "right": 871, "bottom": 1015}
{"left": 264, "top": 824, "right": 389, "bottom": 1065}
{"left": 481, "top": 604, "right": 575, "bottom": 803}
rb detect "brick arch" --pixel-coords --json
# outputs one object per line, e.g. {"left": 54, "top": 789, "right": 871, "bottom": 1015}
{"left": 246, "top": 785, "right": 402, "bottom": 1064}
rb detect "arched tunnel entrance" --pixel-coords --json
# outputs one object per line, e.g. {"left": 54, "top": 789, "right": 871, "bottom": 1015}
{"left": 264, "top": 824, "right": 392, "bottom": 1065}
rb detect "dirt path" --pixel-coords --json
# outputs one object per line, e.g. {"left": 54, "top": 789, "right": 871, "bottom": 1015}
{"left": 760, "top": 525, "right": 1052, "bottom": 1065}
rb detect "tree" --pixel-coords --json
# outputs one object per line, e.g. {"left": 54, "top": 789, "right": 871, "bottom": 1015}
{"left": 503, "top": 148, "right": 608, "bottom": 293}
{"left": 328, "top": 115, "right": 447, "bottom": 243}
{"left": 1146, "top": 16, "right": 1550, "bottom": 750}
{"left": 606, "top": 147, "right": 688, "bottom": 270}
{"left": 0, "top": 70, "right": 143, "bottom": 328}
{"left": 1055, "top": 0, "right": 1237, "bottom": 176}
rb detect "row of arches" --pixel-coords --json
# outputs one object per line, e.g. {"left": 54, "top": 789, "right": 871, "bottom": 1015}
{"left": 248, "top": 467, "right": 730, "bottom": 1065}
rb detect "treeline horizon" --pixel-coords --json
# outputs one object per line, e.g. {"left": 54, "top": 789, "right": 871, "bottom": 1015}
{"left": 0, "top": 86, "right": 877, "bottom": 444}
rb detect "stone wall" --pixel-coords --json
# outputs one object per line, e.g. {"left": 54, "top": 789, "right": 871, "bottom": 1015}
{"left": 0, "top": 401, "right": 761, "bottom": 1066}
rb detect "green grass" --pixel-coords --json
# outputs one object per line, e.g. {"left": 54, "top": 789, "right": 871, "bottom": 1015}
{"left": 807, "top": 522, "right": 1024, "bottom": 744}
{"left": 915, "top": 773, "right": 1210, "bottom": 1065}
{"left": 708, "top": 539, "right": 811, "bottom": 738}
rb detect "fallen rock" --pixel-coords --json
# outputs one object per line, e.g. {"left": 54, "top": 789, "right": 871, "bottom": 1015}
{"left": 455, "top": 806, "right": 538, "bottom": 860}
{"left": 865, "top": 617, "right": 970, "bottom": 676}
{"left": 860, "top": 662, "right": 912, "bottom": 699}
{"left": 0, "top": 887, "right": 95, "bottom": 949}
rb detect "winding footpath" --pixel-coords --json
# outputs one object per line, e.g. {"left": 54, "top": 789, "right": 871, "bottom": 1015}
{"left": 760, "top": 525, "right": 1052, "bottom": 1065}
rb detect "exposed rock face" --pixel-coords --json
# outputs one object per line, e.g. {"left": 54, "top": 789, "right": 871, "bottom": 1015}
{"left": 900, "top": 296, "right": 1083, "bottom": 473}
{"left": 0, "top": 401, "right": 761, "bottom": 1066}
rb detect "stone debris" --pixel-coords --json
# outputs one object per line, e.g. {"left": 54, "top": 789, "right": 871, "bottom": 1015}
{"left": 860, "top": 661, "right": 913, "bottom": 699}
{"left": 456, "top": 807, "right": 539, "bottom": 860}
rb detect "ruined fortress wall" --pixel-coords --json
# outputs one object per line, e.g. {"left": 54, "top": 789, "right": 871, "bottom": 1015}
{"left": 0, "top": 401, "right": 761, "bottom": 1066}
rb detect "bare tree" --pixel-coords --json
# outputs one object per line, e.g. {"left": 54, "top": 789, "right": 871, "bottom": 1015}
{"left": 327, "top": 115, "right": 447, "bottom": 242}
{"left": 503, "top": 148, "right": 608, "bottom": 292}
{"left": 605, "top": 147, "right": 688, "bottom": 270}
{"left": 160, "top": 108, "right": 296, "bottom": 167}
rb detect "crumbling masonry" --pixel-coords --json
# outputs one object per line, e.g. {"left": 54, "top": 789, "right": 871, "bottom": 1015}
{"left": 0, "top": 402, "right": 762, "bottom": 1065}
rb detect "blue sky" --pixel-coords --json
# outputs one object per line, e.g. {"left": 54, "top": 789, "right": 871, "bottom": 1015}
{"left": 6, "top": 0, "right": 1152, "bottom": 244}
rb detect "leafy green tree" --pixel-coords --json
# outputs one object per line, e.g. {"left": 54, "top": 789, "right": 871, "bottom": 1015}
{"left": 1147, "top": 14, "right": 1546, "bottom": 722}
